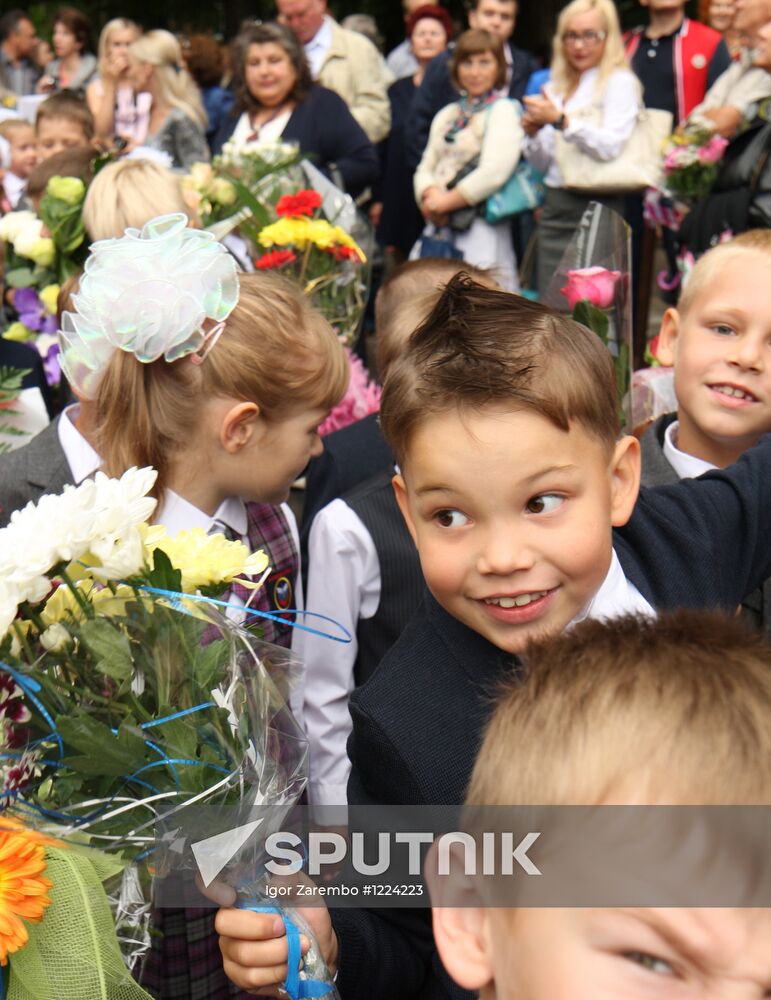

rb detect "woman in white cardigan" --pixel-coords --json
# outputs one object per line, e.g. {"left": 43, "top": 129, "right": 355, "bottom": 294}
{"left": 522, "top": 0, "right": 640, "bottom": 297}
{"left": 413, "top": 29, "right": 523, "bottom": 290}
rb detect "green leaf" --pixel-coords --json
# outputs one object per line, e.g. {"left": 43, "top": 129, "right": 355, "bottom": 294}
{"left": 145, "top": 547, "right": 183, "bottom": 593}
{"left": 79, "top": 619, "right": 134, "bottom": 680}
{"left": 572, "top": 299, "right": 610, "bottom": 343}
{"left": 57, "top": 713, "right": 148, "bottom": 776}
{"left": 151, "top": 717, "right": 199, "bottom": 760}
{"left": 191, "top": 636, "right": 230, "bottom": 693}
{"left": 4, "top": 266, "right": 36, "bottom": 288}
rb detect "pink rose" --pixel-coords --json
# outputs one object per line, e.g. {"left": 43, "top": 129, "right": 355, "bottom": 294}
{"left": 560, "top": 267, "right": 622, "bottom": 310}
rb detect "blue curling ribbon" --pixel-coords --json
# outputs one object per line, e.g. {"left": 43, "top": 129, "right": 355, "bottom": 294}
{"left": 236, "top": 903, "right": 334, "bottom": 999}
{"left": 0, "top": 663, "right": 63, "bottom": 758}
{"left": 137, "top": 586, "right": 352, "bottom": 644}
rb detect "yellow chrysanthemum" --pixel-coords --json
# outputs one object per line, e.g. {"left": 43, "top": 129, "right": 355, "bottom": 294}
{"left": 0, "top": 818, "right": 58, "bottom": 965}
{"left": 3, "top": 322, "right": 33, "bottom": 343}
{"left": 40, "top": 579, "right": 135, "bottom": 627}
{"left": 258, "top": 217, "right": 312, "bottom": 250}
{"left": 146, "top": 526, "right": 269, "bottom": 592}
{"left": 258, "top": 215, "right": 366, "bottom": 261}
{"left": 39, "top": 284, "right": 60, "bottom": 316}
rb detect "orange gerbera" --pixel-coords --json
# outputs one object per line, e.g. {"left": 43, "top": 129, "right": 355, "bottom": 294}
{"left": 0, "top": 817, "right": 58, "bottom": 964}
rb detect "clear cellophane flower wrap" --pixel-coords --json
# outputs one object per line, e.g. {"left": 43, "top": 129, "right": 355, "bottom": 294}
{"left": 215, "top": 157, "right": 373, "bottom": 349}
{"left": 3, "top": 596, "right": 330, "bottom": 998}
{"left": 541, "top": 201, "right": 635, "bottom": 427}
{"left": 0, "top": 468, "right": 340, "bottom": 1000}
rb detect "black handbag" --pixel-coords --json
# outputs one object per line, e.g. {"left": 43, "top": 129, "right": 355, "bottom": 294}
{"left": 445, "top": 156, "right": 480, "bottom": 232}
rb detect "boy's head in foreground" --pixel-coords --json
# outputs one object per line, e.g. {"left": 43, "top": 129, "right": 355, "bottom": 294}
{"left": 35, "top": 91, "right": 95, "bottom": 160}
{"left": 431, "top": 611, "right": 771, "bottom": 1000}
{"left": 657, "top": 230, "right": 771, "bottom": 468}
{"left": 0, "top": 119, "right": 37, "bottom": 179}
{"left": 379, "top": 275, "right": 641, "bottom": 654}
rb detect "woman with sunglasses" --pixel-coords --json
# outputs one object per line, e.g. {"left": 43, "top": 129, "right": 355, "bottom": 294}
{"left": 522, "top": 0, "right": 641, "bottom": 296}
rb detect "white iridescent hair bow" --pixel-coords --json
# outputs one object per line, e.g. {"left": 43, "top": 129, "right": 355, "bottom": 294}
{"left": 58, "top": 213, "right": 240, "bottom": 398}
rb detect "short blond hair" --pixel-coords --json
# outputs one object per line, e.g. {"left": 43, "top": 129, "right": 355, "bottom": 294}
{"left": 374, "top": 258, "right": 498, "bottom": 379}
{"left": 97, "top": 17, "right": 141, "bottom": 62}
{"left": 550, "top": 0, "right": 632, "bottom": 98}
{"left": 82, "top": 159, "right": 190, "bottom": 241}
{"left": 0, "top": 118, "right": 34, "bottom": 142}
{"left": 678, "top": 229, "right": 771, "bottom": 317}
{"left": 467, "top": 611, "right": 771, "bottom": 807}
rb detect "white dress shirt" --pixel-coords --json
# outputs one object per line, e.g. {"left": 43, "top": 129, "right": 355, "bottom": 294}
{"left": 292, "top": 497, "right": 379, "bottom": 807}
{"left": 56, "top": 405, "right": 100, "bottom": 484}
{"left": 663, "top": 420, "right": 717, "bottom": 479}
{"left": 523, "top": 66, "right": 640, "bottom": 188}
{"left": 571, "top": 549, "right": 654, "bottom": 626}
{"left": 3, "top": 171, "right": 26, "bottom": 208}
{"left": 296, "top": 497, "right": 653, "bottom": 809}
{"left": 304, "top": 15, "right": 334, "bottom": 78}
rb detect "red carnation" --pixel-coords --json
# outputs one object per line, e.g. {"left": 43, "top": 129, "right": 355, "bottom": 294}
{"left": 275, "top": 190, "right": 323, "bottom": 218}
{"left": 326, "top": 245, "right": 360, "bottom": 262}
{"left": 255, "top": 250, "right": 298, "bottom": 270}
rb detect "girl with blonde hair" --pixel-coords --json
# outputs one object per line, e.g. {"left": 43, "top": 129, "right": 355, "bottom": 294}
{"left": 86, "top": 18, "right": 151, "bottom": 143}
{"left": 58, "top": 214, "right": 348, "bottom": 998}
{"left": 522, "top": 0, "right": 641, "bottom": 294}
{"left": 127, "top": 29, "right": 209, "bottom": 167}
{"left": 81, "top": 158, "right": 192, "bottom": 240}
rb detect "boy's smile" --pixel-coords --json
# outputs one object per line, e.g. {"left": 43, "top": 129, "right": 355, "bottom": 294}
{"left": 658, "top": 256, "right": 771, "bottom": 467}
{"left": 394, "top": 405, "right": 640, "bottom": 654}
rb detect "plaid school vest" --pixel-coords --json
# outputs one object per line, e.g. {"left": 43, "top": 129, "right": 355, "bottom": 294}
{"left": 227, "top": 501, "right": 298, "bottom": 649}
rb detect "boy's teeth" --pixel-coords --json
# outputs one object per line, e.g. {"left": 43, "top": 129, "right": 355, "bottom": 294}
{"left": 714, "top": 384, "right": 754, "bottom": 400}
{"left": 485, "top": 591, "right": 548, "bottom": 608}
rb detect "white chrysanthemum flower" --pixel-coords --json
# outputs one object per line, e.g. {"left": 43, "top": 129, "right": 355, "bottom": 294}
{"left": 0, "top": 210, "right": 36, "bottom": 244}
{"left": 0, "top": 469, "right": 158, "bottom": 633}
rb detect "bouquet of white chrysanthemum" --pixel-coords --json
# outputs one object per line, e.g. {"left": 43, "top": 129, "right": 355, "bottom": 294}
{"left": 0, "top": 469, "right": 337, "bottom": 1000}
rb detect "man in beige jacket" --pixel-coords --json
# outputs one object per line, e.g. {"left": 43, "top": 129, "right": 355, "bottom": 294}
{"left": 277, "top": 0, "right": 392, "bottom": 143}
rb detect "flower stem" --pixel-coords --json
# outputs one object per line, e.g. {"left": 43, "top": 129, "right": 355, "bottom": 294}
{"left": 58, "top": 567, "right": 92, "bottom": 617}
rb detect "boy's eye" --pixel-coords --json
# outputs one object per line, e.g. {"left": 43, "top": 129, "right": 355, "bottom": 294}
{"left": 711, "top": 323, "right": 735, "bottom": 336}
{"left": 624, "top": 951, "right": 675, "bottom": 976}
{"left": 434, "top": 509, "right": 469, "bottom": 528}
{"left": 525, "top": 493, "right": 563, "bottom": 515}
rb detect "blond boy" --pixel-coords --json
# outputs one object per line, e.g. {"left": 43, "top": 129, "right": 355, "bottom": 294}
{"left": 0, "top": 118, "right": 36, "bottom": 206}
{"left": 35, "top": 91, "right": 94, "bottom": 160}
{"left": 431, "top": 611, "right": 771, "bottom": 999}
{"left": 643, "top": 230, "right": 771, "bottom": 630}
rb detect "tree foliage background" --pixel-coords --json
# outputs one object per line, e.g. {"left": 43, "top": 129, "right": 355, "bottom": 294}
{"left": 27, "top": 0, "right": 700, "bottom": 65}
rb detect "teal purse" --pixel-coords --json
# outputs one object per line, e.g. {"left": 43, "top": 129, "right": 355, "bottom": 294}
{"left": 485, "top": 161, "right": 546, "bottom": 224}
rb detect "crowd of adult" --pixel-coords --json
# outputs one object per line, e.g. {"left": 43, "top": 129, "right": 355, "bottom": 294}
{"left": 2, "top": 0, "right": 771, "bottom": 294}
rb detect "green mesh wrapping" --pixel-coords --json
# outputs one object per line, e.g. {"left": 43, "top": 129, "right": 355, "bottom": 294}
{"left": 8, "top": 846, "right": 153, "bottom": 1000}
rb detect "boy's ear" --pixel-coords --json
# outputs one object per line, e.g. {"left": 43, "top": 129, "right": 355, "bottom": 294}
{"left": 655, "top": 308, "right": 680, "bottom": 367}
{"left": 609, "top": 434, "right": 641, "bottom": 527}
{"left": 220, "top": 401, "right": 260, "bottom": 453}
{"left": 426, "top": 842, "right": 495, "bottom": 993}
{"left": 392, "top": 472, "right": 418, "bottom": 545}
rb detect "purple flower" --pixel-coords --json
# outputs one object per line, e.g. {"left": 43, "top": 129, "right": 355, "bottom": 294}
{"left": 42, "top": 342, "right": 61, "bottom": 388}
{"left": 15, "top": 287, "right": 47, "bottom": 332}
